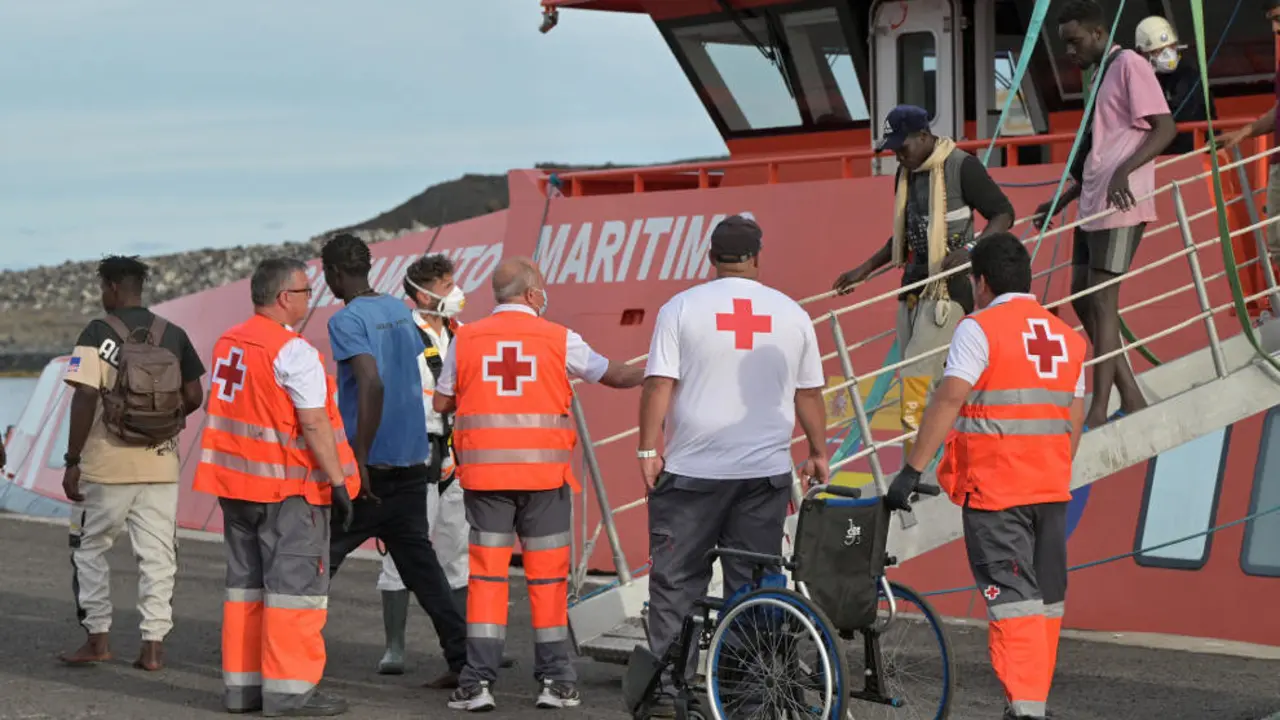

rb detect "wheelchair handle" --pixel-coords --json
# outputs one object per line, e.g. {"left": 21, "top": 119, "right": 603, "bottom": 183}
{"left": 914, "top": 483, "right": 942, "bottom": 497}
{"left": 804, "top": 483, "right": 861, "bottom": 501}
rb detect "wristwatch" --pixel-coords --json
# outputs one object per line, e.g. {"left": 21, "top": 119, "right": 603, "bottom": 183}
{"left": 636, "top": 449, "right": 658, "bottom": 459}
{"left": 64, "top": 453, "right": 80, "bottom": 467}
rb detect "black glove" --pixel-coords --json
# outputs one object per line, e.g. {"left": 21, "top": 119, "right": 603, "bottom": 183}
{"left": 331, "top": 484, "right": 354, "bottom": 533}
{"left": 885, "top": 465, "right": 923, "bottom": 512}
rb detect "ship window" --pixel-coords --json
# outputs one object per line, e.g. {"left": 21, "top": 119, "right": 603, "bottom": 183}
{"left": 1033, "top": 0, "right": 1153, "bottom": 100}
{"left": 1242, "top": 408, "right": 1280, "bottom": 577}
{"left": 780, "top": 7, "right": 869, "bottom": 123}
{"left": 994, "top": 51, "right": 1037, "bottom": 136}
{"left": 1162, "top": 2, "right": 1277, "bottom": 85}
{"left": 897, "top": 32, "right": 937, "bottom": 120}
{"left": 1133, "top": 427, "right": 1228, "bottom": 570}
{"left": 671, "top": 18, "right": 802, "bottom": 133}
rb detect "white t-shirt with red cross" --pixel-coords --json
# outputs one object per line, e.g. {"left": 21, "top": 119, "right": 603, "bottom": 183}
{"left": 644, "top": 276, "right": 825, "bottom": 480}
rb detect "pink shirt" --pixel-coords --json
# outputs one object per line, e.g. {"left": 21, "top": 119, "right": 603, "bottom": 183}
{"left": 1079, "top": 48, "right": 1171, "bottom": 231}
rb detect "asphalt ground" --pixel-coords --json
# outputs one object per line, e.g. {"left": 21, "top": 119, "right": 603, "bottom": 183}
{"left": 1, "top": 514, "right": 1278, "bottom": 720}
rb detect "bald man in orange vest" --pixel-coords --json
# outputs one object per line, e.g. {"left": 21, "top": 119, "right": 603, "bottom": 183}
{"left": 194, "top": 257, "right": 359, "bottom": 717}
{"left": 885, "top": 232, "right": 1086, "bottom": 720}
{"left": 433, "top": 256, "right": 643, "bottom": 713}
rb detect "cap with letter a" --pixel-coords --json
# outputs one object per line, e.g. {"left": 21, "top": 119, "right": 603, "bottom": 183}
{"left": 710, "top": 215, "right": 763, "bottom": 263}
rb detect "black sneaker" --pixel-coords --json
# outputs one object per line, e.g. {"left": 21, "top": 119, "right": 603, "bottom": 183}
{"left": 535, "top": 679, "right": 581, "bottom": 709}
{"left": 447, "top": 682, "right": 496, "bottom": 712}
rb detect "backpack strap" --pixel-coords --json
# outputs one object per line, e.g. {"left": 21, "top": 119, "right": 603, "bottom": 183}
{"left": 147, "top": 315, "right": 169, "bottom": 348}
{"left": 102, "top": 314, "right": 132, "bottom": 342}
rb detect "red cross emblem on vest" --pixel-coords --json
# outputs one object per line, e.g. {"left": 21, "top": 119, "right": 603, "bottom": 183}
{"left": 983, "top": 584, "right": 1001, "bottom": 601}
{"left": 715, "top": 298, "right": 773, "bottom": 350}
{"left": 212, "top": 346, "right": 247, "bottom": 402}
{"left": 483, "top": 341, "right": 537, "bottom": 397}
{"left": 1022, "top": 318, "right": 1067, "bottom": 379}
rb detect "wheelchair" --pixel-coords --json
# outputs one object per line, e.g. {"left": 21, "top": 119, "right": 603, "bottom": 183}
{"left": 623, "top": 483, "right": 955, "bottom": 720}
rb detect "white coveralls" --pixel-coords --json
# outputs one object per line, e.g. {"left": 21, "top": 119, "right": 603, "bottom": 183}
{"left": 376, "top": 313, "right": 469, "bottom": 592}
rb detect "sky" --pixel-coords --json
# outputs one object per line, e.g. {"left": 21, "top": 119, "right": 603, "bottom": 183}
{"left": 0, "top": 0, "right": 725, "bottom": 271}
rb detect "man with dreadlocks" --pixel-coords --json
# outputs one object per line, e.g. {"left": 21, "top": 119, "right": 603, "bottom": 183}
{"left": 832, "top": 105, "right": 1014, "bottom": 458}
{"left": 320, "top": 234, "right": 468, "bottom": 689}
{"left": 59, "top": 255, "right": 206, "bottom": 672}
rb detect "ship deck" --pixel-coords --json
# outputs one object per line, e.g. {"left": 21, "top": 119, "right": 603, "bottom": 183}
{"left": 2, "top": 513, "right": 1278, "bottom": 720}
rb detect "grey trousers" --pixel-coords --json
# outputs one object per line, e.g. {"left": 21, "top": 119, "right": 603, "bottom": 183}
{"left": 458, "top": 485, "right": 574, "bottom": 687}
{"left": 645, "top": 472, "right": 792, "bottom": 682}
{"left": 219, "top": 496, "right": 331, "bottom": 715}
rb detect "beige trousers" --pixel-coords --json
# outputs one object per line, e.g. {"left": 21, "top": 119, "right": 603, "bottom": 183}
{"left": 896, "top": 296, "right": 964, "bottom": 456}
{"left": 69, "top": 481, "right": 179, "bottom": 641}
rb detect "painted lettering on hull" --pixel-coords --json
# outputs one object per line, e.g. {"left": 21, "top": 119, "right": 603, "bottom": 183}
{"left": 303, "top": 243, "right": 504, "bottom": 309}
{"left": 535, "top": 212, "right": 756, "bottom": 285}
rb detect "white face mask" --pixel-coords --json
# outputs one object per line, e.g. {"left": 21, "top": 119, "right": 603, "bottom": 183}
{"left": 537, "top": 287, "right": 550, "bottom": 317}
{"left": 406, "top": 277, "right": 465, "bottom": 318}
{"left": 1151, "top": 47, "right": 1179, "bottom": 73}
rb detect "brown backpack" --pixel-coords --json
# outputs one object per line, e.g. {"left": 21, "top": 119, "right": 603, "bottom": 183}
{"left": 101, "top": 315, "right": 186, "bottom": 446}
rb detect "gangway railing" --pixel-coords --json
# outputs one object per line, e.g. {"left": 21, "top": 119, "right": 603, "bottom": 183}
{"left": 563, "top": 142, "right": 1280, "bottom": 609}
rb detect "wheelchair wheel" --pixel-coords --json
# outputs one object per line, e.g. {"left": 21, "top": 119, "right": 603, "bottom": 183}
{"left": 704, "top": 587, "right": 847, "bottom": 720}
{"left": 845, "top": 580, "right": 954, "bottom": 719}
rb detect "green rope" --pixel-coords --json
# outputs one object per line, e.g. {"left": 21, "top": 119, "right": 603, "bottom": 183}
{"left": 981, "top": 0, "right": 1051, "bottom": 166}
{"left": 1191, "top": 0, "right": 1280, "bottom": 374}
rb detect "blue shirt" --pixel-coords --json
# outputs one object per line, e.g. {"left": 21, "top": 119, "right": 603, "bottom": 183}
{"left": 328, "top": 294, "right": 430, "bottom": 467}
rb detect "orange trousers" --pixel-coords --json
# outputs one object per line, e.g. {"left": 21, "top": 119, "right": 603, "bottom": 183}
{"left": 219, "top": 496, "right": 330, "bottom": 715}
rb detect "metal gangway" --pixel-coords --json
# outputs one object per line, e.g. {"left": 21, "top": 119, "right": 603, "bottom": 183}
{"left": 562, "top": 143, "right": 1280, "bottom": 664}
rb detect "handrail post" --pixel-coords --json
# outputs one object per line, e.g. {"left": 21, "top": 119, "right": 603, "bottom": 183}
{"left": 569, "top": 392, "right": 632, "bottom": 587}
{"left": 827, "top": 315, "right": 916, "bottom": 529}
{"left": 1229, "top": 146, "right": 1280, "bottom": 312}
{"left": 1171, "top": 182, "right": 1229, "bottom": 378}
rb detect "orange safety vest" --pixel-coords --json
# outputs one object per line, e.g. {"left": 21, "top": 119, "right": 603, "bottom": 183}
{"left": 194, "top": 314, "right": 360, "bottom": 505}
{"left": 451, "top": 310, "right": 579, "bottom": 493}
{"left": 936, "top": 298, "right": 1086, "bottom": 512}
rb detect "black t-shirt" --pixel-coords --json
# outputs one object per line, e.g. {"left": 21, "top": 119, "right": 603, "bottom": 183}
{"left": 75, "top": 307, "right": 206, "bottom": 383}
{"left": 1159, "top": 59, "right": 1214, "bottom": 156}
{"left": 900, "top": 153, "right": 1014, "bottom": 291}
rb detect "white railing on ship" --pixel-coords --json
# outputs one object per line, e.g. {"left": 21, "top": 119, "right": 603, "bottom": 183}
{"left": 565, "top": 143, "right": 1280, "bottom": 596}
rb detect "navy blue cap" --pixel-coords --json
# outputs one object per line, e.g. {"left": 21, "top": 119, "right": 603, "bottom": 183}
{"left": 877, "top": 105, "right": 932, "bottom": 152}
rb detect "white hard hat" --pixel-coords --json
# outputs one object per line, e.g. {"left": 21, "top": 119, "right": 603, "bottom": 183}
{"left": 1135, "top": 16, "right": 1178, "bottom": 53}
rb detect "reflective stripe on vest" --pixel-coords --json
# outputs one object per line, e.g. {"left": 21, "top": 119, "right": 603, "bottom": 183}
{"left": 205, "top": 415, "right": 349, "bottom": 451}
{"left": 453, "top": 413, "right": 574, "bottom": 431}
{"left": 199, "top": 448, "right": 355, "bottom": 486}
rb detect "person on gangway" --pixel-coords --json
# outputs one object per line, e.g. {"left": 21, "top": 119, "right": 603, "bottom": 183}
{"left": 434, "top": 256, "right": 644, "bottom": 713}
{"left": 832, "top": 104, "right": 1014, "bottom": 460}
{"left": 639, "top": 215, "right": 830, "bottom": 718}
{"left": 1220, "top": 0, "right": 1280, "bottom": 258}
{"left": 1134, "top": 15, "right": 1216, "bottom": 156}
{"left": 885, "top": 232, "right": 1088, "bottom": 720}
{"left": 1033, "top": 0, "right": 1175, "bottom": 432}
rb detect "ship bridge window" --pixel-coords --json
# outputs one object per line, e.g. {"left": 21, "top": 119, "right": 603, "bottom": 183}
{"left": 671, "top": 17, "right": 803, "bottom": 133}
{"left": 897, "top": 32, "right": 938, "bottom": 120}
{"left": 1242, "top": 408, "right": 1280, "bottom": 577}
{"left": 662, "top": 2, "right": 870, "bottom": 137}
{"left": 1161, "top": 2, "right": 1277, "bottom": 87}
{"left": 1133, "top": 427, "right": 1228, "bottom": 570}
{"left": 780, "top": 7, "right": 869, "bottom": 123}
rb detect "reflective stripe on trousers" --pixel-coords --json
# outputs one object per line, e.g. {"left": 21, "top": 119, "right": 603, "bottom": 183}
{"left": 220, "top": 497, "right": 331, "bottom": 715}
{"left": 458, "top": 486, "right": 576, "bottom": 687}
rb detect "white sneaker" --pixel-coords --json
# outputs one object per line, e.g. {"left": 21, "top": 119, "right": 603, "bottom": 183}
{"left": 447, "top": 681, "right": 496, "bottom": 712}
{"left": 535, "top": 679, "right": 581, "bottom": 709}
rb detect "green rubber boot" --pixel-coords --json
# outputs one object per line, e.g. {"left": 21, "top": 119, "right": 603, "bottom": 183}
{"left": 377, "top": 589, "right": 410, "bottom": 675}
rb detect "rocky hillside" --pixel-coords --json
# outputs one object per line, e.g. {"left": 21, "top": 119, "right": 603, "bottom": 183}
{"left": 0, "top": 157, "right": 726, "bottom": 372}
{"left": 0, "top": 172, "right": 510, "bottom": 372}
